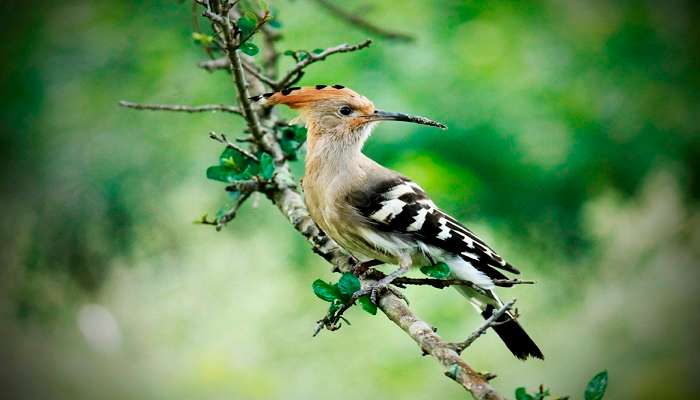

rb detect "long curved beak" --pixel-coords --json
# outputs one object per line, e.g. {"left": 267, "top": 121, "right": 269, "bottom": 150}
{"left": 367, "top": 110, "right": 447, "bottom": 129}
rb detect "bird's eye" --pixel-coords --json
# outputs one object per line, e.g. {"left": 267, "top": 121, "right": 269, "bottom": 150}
{"left": 339, "top": 106, "right": 353, "bottom": 116}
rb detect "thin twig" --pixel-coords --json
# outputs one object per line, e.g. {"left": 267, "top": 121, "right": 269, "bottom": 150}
{"left": 275, "top": 39, "right": 372, "bottom": 89}
{"left": 242, "top": 60, "right": 277, "bottom": 87}
{"left": 209, "top": 131, "right": 260, "bottom": 162}
{"left": 206, "top": 0, "right": 272, "bottom": 154}
{"left": 119, "top": 100, "right": 241, "bottom": 115}
{"left": 216, "top": 190, "right": 253, "bottom": 230}
{"left": 450, "top": 299, "right": 517, "bottom": 355}
{"left": 198, "top": 57, "right": 229, "bottom": 71}
{"left": 310, "top": 0, "right": 414, "bottom": 42}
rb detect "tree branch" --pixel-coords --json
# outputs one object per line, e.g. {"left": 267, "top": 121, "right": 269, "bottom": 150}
{"left": 118, "top": 100, "right": 241, "bottom": 115}
{"left": 449, "top": 299, "right": 517, "bottom": 355}
{"left": 310, "top": 0, "right": 414, "bottom": 42}
{"left": 380, "top": 294, "right": 505, "bottom": 399}
{"left": 275, "top": 39, "right": 372, "bottom": 89}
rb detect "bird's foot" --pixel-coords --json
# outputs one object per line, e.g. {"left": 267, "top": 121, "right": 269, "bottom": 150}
{"left": 352, "top": 272, "right": 409, "bottom": 305}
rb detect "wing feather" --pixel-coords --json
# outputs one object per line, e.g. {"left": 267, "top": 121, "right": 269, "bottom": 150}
{"left": 348, "top": 177, "right": 520, "bottom": 277}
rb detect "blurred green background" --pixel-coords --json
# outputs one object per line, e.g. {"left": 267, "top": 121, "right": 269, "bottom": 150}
{"left": 2, "top": 0, "right": 699, "bottom": 398}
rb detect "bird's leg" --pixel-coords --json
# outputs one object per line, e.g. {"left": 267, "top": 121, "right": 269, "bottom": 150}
{"left": 355, "top": 261, "right": 410, "bottom": 304}
{"left": 353, "top": 259, "right": 384, "bottom": 276}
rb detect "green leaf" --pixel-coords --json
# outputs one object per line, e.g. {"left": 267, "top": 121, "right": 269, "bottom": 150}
{"left": 237, "top": 17, "right": 257, "bottom": 37}
{"left": 534, "top": 388, "right": 550, "bottom": 400}
{"left": 357, "top": 295, "right": 377, "bottom": 315}
{"left": 206, "top": 165, "right": 236, "bottom": 182}
{"left": 312, "top": 48, "right": 324, "bottom": 54}
{"left": 584, "top": 371, "right": 608, "bottom": 400}
{"left": 240, "top": 42, "right": 259, "bottom": 56}
{"left": 192, "top": 32, "right": 213, "bottom": 46}
{"left": 420, "top": 261, "right": 451, "bottom": 279}
{"left": 239, "top": 162, "right": 259, "bottom": 179}
{"left": 268, "top": 18, "right": 282, "bottom": 28}
{"left": 279, "top": 140, "right": 297, "bottom": 160}
{"left": 515, "top": 388, "right": 535, "bottom": 400}
{"left": 290, "top": 125, "right": 307, "bottom": 141}
{"left": 219, "top": 146, "right": 244, "bottom": 167}
{"left": 337, "top": 273, "right": 361, "bottom": 299}
{"left": 259, "top": 152, "right": 274, "bottom": 180}
{"left": 283, "top": 49, "right": 295, "bottom": 56}
{"left": 312, "top": 280, "right": 341, "bottom": 302}
{"left": 298, "top": 51, "right": 309, "bottom": 61}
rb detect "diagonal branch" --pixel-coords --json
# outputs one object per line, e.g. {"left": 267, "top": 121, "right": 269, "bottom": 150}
{"left": 310, "top": 0, "right": 414, "bottom": 42}
{"left": 450, "top": 299, "right": 517, "bottom": 355}
{"left": 275, "top": 39, "right": 372, "bottom": 89}
{"left": 118, "top": 100, "right": 241, "bottom": 115}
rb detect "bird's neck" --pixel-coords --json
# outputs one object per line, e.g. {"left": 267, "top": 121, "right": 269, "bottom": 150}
{"left": 304, "top": 125, "right": 371, "bottom": 181}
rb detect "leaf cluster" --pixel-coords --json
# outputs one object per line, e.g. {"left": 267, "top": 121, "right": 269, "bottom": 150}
{"left": 206, "top": 146, "right": 274, "bottom": 183}
{"left": 312, "top": 273, "right": 377, "bottom": 319}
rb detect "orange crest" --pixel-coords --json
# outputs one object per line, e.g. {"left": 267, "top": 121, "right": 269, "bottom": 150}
{"left": 249, "top": 84, "right": 374, "bottom": 114}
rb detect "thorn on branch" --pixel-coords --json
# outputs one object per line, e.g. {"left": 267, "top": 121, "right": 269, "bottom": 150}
{"left": 119, "top": 100, "right": 242, "bottom": 115}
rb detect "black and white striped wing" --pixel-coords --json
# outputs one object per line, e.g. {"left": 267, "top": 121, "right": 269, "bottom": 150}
{"left": 348, "top": 177, "right": 520, "bottom": 282}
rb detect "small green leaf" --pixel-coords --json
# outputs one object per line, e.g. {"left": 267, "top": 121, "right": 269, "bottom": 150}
{"left": 237, "top": 17, "right": 257, "bottom": 37}
{"left": 584, "top": 371, "right": 608, "bottom": 400}
{"left": 219, "top": 146, "right": 242, "bottom": 166}
{"left": 268, "top": 18, "right": 282, "bottom": 28}
{"left": 515, "top": 388, "right": 535, "bottom": 400}
{"left": 240, "top": 42, "right": 259, "bottom": 56}
{"left": 192, "top": 32, "right": 213, "bottom": 46}
{"left": 534, "top": 388, "right": 550, "bottom": 400}
{"left": 357, "top": 296, "right": 377, "bottom": 315}
{"left": 298, "top": 51, "right": 309, "bottom": 61}
{"left": 420, "top": 261, "right": 451, "bottom": 279}
{"left": 290, "top": 125, "right": 307, "bottom": 141}
{"left": 238, "top": 162, "right": 259, "bottom": 180}
{"left": 279, "top": 139, "right": 299, "bottom": 160}
{"left": 312, "top": 280, "right": 341, "bottom": 302}
{"left": 219, "top": 146, "right": 255, "bottom": 176}
{"left": 206, "top": 165, "right": 236, "bottom": 182}
{"left": 312, "top": 48, "right": 324, "bottom": 54}
{"left": 337, "top": 273, "right": 361, "bottom": 298}
{"left": 259, "top": 153, "right": 274, "bottom": 180}
{"left": 283, "top": 49, "right": 295, "bottom": 56}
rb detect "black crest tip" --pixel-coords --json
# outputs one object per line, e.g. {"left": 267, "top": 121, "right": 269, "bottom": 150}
{"left": 281, "top": 86, "right": 301, "bottom": 95}
{"left": 315, "top": 84, "right": 327, "bottom": 89}
{"left": 332, "top": 84, "right": 345, "bottom": 89}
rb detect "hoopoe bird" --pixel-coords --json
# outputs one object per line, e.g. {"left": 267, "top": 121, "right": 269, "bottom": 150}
{"left": 250, "top": 85, "right": 544, "bottom": 360}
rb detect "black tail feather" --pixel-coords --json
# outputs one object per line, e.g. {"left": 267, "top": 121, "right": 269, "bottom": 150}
{"left": 481, "top": 305, "right": 544, "bottom": 360}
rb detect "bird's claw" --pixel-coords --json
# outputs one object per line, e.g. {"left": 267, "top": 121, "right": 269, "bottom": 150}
{"left": 352, "top": 281, "right": 408, "bottom": 305}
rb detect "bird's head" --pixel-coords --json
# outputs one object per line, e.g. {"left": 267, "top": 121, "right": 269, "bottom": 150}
{"left": 250, "top": 85, "right": 446, "bottom": 150}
